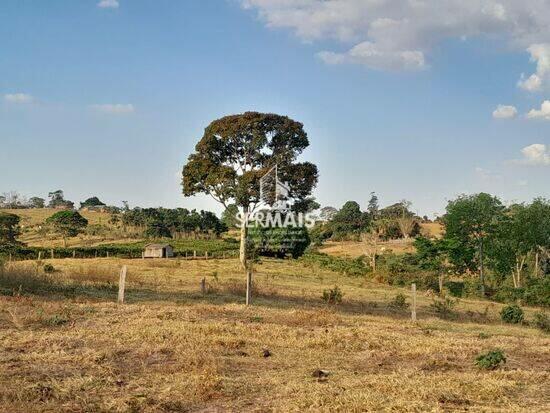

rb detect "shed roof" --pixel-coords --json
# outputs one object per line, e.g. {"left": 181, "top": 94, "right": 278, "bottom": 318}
{"left": 145, "top": 243, "right": 172, "bottom": 249}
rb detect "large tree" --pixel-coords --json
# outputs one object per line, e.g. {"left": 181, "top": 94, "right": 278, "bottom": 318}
{"left": 48, "top": 190, "right": 74, "bottom": 209}
{"left": 0, "top": 212, "right": 21, "bottom": 245}
{"left": 182, "top": 112, "right": 318, "bottom": 271}
{"left": 28, "top": 197, "right": 46, "bottom": 209}
{"left": 46, "top": 210, "right": 88, "bottom": 247}
{"left": 443, "top": 193, "right": 504, "bottom": 296}
{"left": 330, "top": 201, "right": 370, "bottom": 240}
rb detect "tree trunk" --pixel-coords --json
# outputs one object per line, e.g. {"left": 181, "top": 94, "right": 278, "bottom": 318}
{"left": 479, "top": 239, "right": 485, "bottom": 296}
{"left": 63, "top": 237, "right": 67, "bottom": 248}
{"left": 439, "top": 274, "right": 444, "bottom": 295}
{"left": 239, "top": 206, "right": 249, "bottom": 270}
{"left": 535, "top": 251, "right": 539, "bottom": 278}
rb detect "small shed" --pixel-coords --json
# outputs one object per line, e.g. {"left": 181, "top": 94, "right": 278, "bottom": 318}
{"left": 143, "top": 243, "right": 174, "bottom": 258}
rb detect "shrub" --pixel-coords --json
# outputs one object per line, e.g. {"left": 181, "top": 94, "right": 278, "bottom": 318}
{"left": 533, "top": 312, "right": 550, "bottom": 333}
{"left": 389, "top": 293, "right": 409, "bottom": 310}
{"left": 301, "top": 253, "right": 368, "bottom": 277}
{"left": 46, "top": 314, "right": 69, "bottom": 326}
{"left": 43, "top": 264, "right": 56, "bottom": 274}
{"left": 475, "top": 349, "right": 506, "bottom": 370}
{"left": 522, "top": 277, "right": 550, "bottom": 307}
{"left": 445, "top": 281, "right": 465, "bottom": 298}
{"left": 322, "top": 286, "right": 343, "bottom": 305}
{"left": 500, "top": 304, "right": 524, "bottom": 324}
{"left": 430, "top": 297, "right": 456, "bottom": 319}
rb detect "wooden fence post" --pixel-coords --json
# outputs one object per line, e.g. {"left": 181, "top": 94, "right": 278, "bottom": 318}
{"left": 72, "top": 250, "right": 76, "bottom": 259}
{"left": 9, "top": 253, "right": 12, "bottom": 263}
{"left": 107, "top": 251, "right": 110, "bottom": 258}
{"left": 438, "top": 274, "right": 444, "bottom": 295}
{"left": 246, "top": 269, "right": 253, "bottom": 306}
{"left": 193, "top": 250, "right": 196, "bottom": 259}
{"left": 118, "top": 266, "right": 127, "bottom": 304}
{"left": 205, "top": 251, "right": 208, "bottom": 260}
{"left": 38, "top": 251, "right": 42, "bottom": 261}
{"left": 411, "top": 283, "right": 417, "bottom": 322}
{"left": 200, "top": 277, "right": 206, "bottom": 294}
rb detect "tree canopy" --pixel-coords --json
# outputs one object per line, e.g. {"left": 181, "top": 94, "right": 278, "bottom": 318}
{"left": 80, "top": 197, "right": 106, "bottom": 208}
{"left": 182, "top": 112, "right": 318, "bottom": 267}
{"left": 46, "top": 210, "right": 88, "bottom": 246}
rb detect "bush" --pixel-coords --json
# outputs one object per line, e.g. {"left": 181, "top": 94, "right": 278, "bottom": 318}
{"left": 430, "top": 297, "right": 456, "bottom": 319}
{"left": 533, "top": 312, "right": 550, "bottom": 333}
{"left": 500, "top": 304, "right": 524, "bottom": 324}
{"left": 377, "top": 253, "right": 439, "bottom": 290}
{"left": 475, "top": 349, "right": 506, "bottom": 370}
{"left": 522, "top": 277, "right": 550, "bottom": 307}
{"left": 322, "top": 286, "right": 343, "bottom": 305}
{"left": 389, "top": 293, "right": 409, "bottom": 310}
{"left": 301, "top": 253, "right": 369, "bottom": 277}
{"left": 43, "top": 264, "right": 56, "bottom": 274}
{"left": 445, "top": 281, "right": 465, "bottom": 298}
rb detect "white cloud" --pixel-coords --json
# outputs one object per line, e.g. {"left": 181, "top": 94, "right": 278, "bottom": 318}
{"left": 4, "top": 93, "right": 34, "bottom": 104}
{"left": 242, "top": 1, "right": 550, "bottom": 72}
{"left": 516, "top": 144, "right": 550, "bottom": 166}
{"left": 91, "top": 104, "right": 134, "bottom": 114}
{"left": 97, "top": 0, "right": 119, "bottom": 9}
{"left": 492, "top": 104, "right": 517, "bottom": 119}
{"left": 318, "top": 41, "right": 426, "bottom": 71}
{"left": 526, "top": 100, "right": 550, "bottom": 120}
{"left": 518, "top": 44, "right": 550, "bottom": 92}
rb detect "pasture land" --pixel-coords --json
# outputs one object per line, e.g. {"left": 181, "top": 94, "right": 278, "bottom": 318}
{"left": 1, "top": 257, "right": 548, "bottom": 412}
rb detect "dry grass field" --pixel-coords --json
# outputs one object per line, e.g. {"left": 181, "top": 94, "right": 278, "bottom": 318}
{"left": 319, "top": 238, "right": 417, "bottom": 258}
{"left": 1, "top": 257, "right": 548, "bottom": 412}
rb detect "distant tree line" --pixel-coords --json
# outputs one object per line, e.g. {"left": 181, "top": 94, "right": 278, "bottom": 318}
{"left": 115, "top": 207, "right": 227, "bottom": 239}
{"left": 311, "top": 193, "right": 421, "bottom": 244}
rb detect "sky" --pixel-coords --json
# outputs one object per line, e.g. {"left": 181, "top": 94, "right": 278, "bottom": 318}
{"left": 1, "top": 0, "right": 550, "bottom": 218}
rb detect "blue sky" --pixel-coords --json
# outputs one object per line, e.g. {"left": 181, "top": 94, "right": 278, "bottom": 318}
{"left": 1, "top": 0, "right": 549, "bottom": 217}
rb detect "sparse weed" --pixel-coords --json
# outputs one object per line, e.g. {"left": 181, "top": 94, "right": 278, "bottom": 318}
{"left": 389, "top": 293, "right": 409, "bottom": 310}
{"left": 322, "top": 285, "right": 343, "bottom": 305}
{"left": 430, "top": 297, "right": 456, "bottom": 319}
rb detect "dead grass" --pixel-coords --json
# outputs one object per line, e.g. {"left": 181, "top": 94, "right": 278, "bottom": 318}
{"left": 0, "top": 257, "right": 548, "bottom": 412}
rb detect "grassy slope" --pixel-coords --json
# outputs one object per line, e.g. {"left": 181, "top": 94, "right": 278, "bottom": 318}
{"left": 1, "top": 208, "right": 115, "bottom": 247}
{"left": 0, "top": 257, "right": 548, "bottom": 412}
